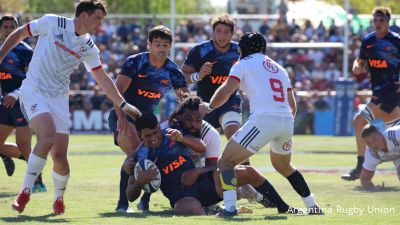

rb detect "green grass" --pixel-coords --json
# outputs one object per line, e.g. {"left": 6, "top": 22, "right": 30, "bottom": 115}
{"left": 0, "top": 135, "right": 399, "bottom": 225}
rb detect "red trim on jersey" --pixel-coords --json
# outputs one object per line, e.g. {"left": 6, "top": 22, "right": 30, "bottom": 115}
{"left": 205, "top": 157, "right": 218, "bottom": 161}
{"left": 229, "top": 75, "right": 241, "bottom": 82}
{"left": 27, "top": 23, "right": 33, "bottom": 36}
{"left": 91, "top": 65, "right": 102, "bottom": 72}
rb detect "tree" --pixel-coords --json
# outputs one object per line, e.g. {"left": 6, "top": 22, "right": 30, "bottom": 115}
{"left": 0, "top": 0, "right": 27, "bottom": 13}
{"left": 325, "top": 0, "right": 400, "bottom": 14}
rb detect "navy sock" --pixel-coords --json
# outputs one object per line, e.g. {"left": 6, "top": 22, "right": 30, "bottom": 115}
{"left": 118, "top": 167, "right": 129, "bottom": 207}
{"left": 140, "top": 192, "right": 151, "bottom": 203}
{"left": 286, "top": 170, "right": 311, "bottom": 198}
{"left": 254, "top": 180, "right": 289, "bottom": 213}
{"left": 356, "top": 156, "right": 364, "bottom": 170}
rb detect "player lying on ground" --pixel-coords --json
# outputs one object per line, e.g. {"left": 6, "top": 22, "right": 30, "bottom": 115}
{"left": 359, "top": 124, "right": 400, "bottom": 191}
{"left": 126, "top": 113, "right": 302, "bottom": 215}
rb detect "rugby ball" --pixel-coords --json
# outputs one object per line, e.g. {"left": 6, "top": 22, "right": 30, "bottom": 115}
{"left": 134, "top": 159, "right": 161, "bottom": 193}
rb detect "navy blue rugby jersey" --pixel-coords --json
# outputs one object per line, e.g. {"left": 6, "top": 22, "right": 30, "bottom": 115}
{"left": 0, "top": 42, "right": 33, "bottom": 94}
{"left": 184, "top": 40, "right": 239, "bottom": 102}
{"left": 359, "top": 31, "right": 400, "bottom": 97}
{"left": 120, "top": 52, "right": 187, "bottom": 113}
{"left": 137, "top": 129, "right": 195, "bottom": 199}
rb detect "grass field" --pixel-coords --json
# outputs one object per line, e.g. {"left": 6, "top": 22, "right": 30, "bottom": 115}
{"left": 0, "top": 135, "right": 399, "bottom": 225}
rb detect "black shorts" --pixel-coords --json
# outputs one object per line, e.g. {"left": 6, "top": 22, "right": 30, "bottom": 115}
{"left": 204, "top": 96, "right": 241, "bottom": 129}
{"left": 167, "top": 171, "right": 222, "bottom": 208}
{"left": 0, "top": 100, "right": 28, "bottom": 127}
{"left": 108, "top": 109, "right": 135, "bottom": 146}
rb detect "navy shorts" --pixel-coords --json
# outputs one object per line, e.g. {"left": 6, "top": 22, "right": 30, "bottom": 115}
{"left": 0, "top": 100, "right": 28, "bottom": 127}
{"left": 167, "top": 171, "right": 222, "bottom": 208}
{"left": 371, "top": 89, "right": 400, "bottom": 114}
{"left": 108, "top": 109, "right": 136, "bottom": 146}
{"left": 204, "top": 95, "right": 241, "bottom": 129}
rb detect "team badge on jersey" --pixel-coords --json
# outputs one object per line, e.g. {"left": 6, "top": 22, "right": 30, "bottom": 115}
{"left": 30, "top": 103, "right": 38, "bottom": 112}
{"left": 282, "top": 140, "right": 292, "bottom": 151}
{"left": 80, "top": 46, "right": 87, "bottom": 52}
{"left": 263, "top": 59, "right": 279, "bottom": 73}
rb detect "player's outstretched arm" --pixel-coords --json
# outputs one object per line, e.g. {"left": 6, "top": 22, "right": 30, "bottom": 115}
{"left": 91, "top": 68, "right": 141, "bottom": 118}
{"left": 0, "top": 24, "right": 30, "bottom": 63}
{"left": 288, "top": 89, "right": 297, "bottom": 117}
{"left": 360, "top": 168, "right": 377, "bottom": 191}
{"left": 201, "top": 77, "right": 239, "bottom": 114}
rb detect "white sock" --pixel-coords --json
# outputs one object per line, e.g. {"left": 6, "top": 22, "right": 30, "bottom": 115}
{"left": 52, "top": 171, "right": 70, "bottom": 202}
{"left": 302, "top": 193, "right": 317, "bottom": 208}
{"left": 223, "top": 190, "right": 237, "bottom": 212}
{"left": 22, "top": 153, "right": 46, "bottom": 193}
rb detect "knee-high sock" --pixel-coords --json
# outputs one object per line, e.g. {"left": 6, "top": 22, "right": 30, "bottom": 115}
{"left": 52, "top": 171, "right": 70, "bottom": 201}
{"left": 118, "top": 167, "right": 129, "bottom": 206}
{"left": 22, "top": 153, "right": 46, "bottom": 193}
{"left": 254, "top": 180, "right": 289, "bottom": 213}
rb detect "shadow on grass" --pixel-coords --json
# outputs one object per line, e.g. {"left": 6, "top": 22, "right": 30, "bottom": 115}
{"left": 100, "top": 210, "right": 271, "bottom": 221}
{"left": 0, "top": 192, "right": 15, "bottom": 199}
{"left": 99, "top": 209, "right": 174, "bottom": 218}
{"left": 353, "top": 186, "right": 400, "bottom": 192}
{"left": 0, "top": 214, "right": 69, "bottom": 223}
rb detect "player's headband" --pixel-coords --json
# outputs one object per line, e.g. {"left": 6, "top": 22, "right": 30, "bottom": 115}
{"left": 373, "top": 11, "right": 390, "bottom": 21}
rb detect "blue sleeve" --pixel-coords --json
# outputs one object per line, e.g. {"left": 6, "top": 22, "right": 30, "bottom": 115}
{"left": 17, "top": 45, "right": 33, "bottom": 68}
{"left": 134, "top": 145, "right": 149, "bottom": 162}
{"left": 170, "top": 65, "right": 187, "bottom": 89}
{"left": 184, "top": 46, "right": 201, "bottom": 70}
{"left": 120, "top": 56, "right": 138, "bottom": 79}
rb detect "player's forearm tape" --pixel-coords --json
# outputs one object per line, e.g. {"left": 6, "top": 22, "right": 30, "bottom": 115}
{"left": 7, "top": 89, "right": 19, "bottom": 100}
{"left": 190, "top": 72, "right": 200, "bottom": 82}
{"left": 219, "top": 170, "right": 237, "bottom": 190}
{"left": 120, "top": 100, "right": 127, "bottom": 109}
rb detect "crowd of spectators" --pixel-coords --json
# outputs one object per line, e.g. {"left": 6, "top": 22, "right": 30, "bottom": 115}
{"left": 17, "top": 13, "right": 400, "bottom": 133}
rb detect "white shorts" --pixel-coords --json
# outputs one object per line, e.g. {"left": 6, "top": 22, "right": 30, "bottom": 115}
{"left": 19, "top": 90, "right": 69, "bottom": 134}
{"left": 232, "top": 112, "right": 294, "bottom": 155}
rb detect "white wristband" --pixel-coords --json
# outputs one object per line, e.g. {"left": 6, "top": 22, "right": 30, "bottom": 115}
{"left": 190, "top": 72, "right": 201, "bottom": 82}
{"left": 7, "top": 89, "right": 19, "bottom": 101}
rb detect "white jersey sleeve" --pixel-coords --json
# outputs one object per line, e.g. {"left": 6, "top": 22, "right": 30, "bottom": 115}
{"left": 363, "top": 148, "right": 381, "bottom": 172}
{"left": 83, "top": 44, "right": 102, "bottom": 72}
{"left": 229, "top": 61, "right": 243, "bottom": 82}
{"left": 201, "top": 121, "right": 221, "bottom": 160}
{"left": 28, "top": 14, "right": 58, "bottom": 36}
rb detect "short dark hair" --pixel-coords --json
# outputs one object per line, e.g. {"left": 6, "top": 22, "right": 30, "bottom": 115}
{"left": 169, "top": 94, "right": 202, "bottom": 124}
{"left": 372, "top": 6, "right": 391, "bottom": 21}
{"left": 211, "top": 14, "right": 235, "bottom": 33}
{"left": 361, "top": 124, "right": 380, "bottom": 139}
{"left": 75, "top": 0, "right": 107, "bottom": 17}
{"left": 0, "top": 15, "right": 18, "bottom": 28}
{"left": 148, "top": 25, "right": 172, "bottom": 43}
{"left": 239, "top": 32, "right": 266, "bottom": 59}
{"left": 135, "top": 113, "right": 159, "bottom": 133}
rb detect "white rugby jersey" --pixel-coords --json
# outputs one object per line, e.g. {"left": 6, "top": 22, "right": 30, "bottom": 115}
{"left": 21, "top": 14, "right": 101, "bottom": 98}
{"left": 160, "top": 120, "right": 220, "bottom": 167}
{"left": 363, "top": 126, "right": 400, "bottom": 172}
{"left": 229, "top": 53, "right": 293, "bottom": 116}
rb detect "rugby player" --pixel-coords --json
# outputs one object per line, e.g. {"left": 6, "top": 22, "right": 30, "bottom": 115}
{"left": 343, "top": 6, "right": 400, "bottom": 181}
{"left": 0, "top": 15, "right": 46, "bottom": 192}
{"left": 108, "top": 25, "right": 189, "bottom": 212}
{"left": 359, "top": 124, "right": 400, "bottom": 191}
{"left": 0, "top": 0, "right": 140, "bottom": 214}
{"left": 200, "top": 32, "right": 323, "bottom": 216}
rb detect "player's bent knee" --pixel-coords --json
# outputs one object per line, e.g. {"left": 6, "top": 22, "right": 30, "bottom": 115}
{"left": 174, "top": 197, "right": 204, "bottom": 215}
{"left": 219, "top": 169, "right": 237, "bottom": 190}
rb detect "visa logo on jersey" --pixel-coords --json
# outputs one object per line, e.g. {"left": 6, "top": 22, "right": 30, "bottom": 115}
{"left": 368, "top": 59, "right": 388, "bottom": 68}
{"left": 211, "top": 75, "right": 228, "bottom": 85}
{"left": 0, "top": 72, "right": 12, "bottom": 80}
{"left": 162, "top": 155, "right": 187, "bottom": 175}
{"left": 138, "top": 89, "right": 161, "bottom": 99}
